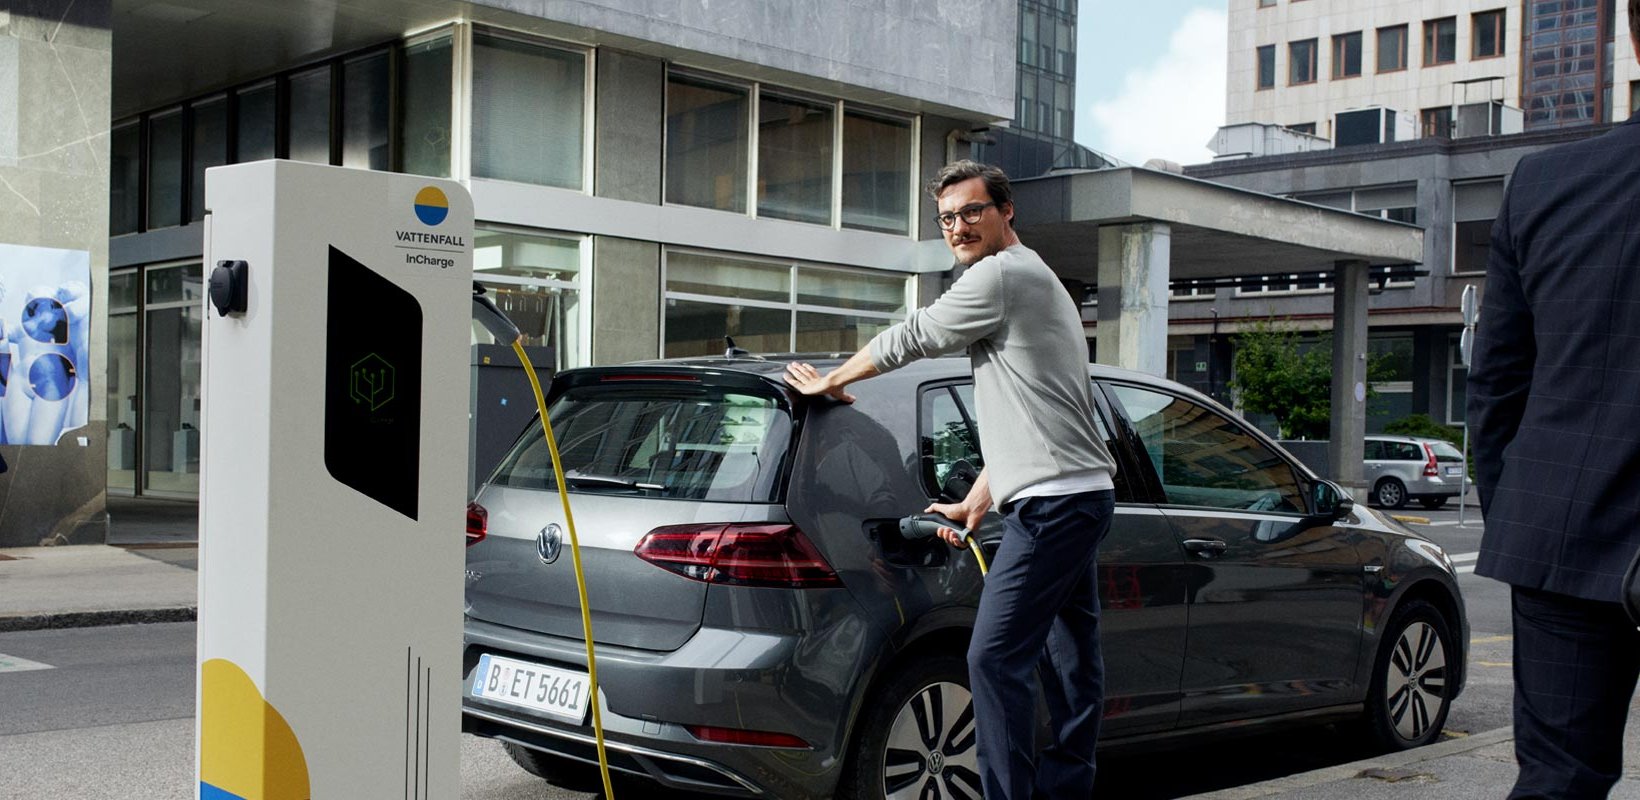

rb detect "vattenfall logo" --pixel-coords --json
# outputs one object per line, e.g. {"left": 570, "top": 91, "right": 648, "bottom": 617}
{"left": 413, "top": 186, "right": 449, "bottom": 226}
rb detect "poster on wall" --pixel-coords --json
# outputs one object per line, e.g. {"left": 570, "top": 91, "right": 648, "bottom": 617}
{"left": 0, "top": 243, "right": 91, "bottom": 445}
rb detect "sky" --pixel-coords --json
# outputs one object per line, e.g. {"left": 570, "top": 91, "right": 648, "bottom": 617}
{"left": 1075, "top": 1, "right": 1229, "bottom": 167}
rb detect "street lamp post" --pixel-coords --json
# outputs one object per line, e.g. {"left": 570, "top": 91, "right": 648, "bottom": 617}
{"left": 1459, "top": 285, "right": 1477, "bottom": 526}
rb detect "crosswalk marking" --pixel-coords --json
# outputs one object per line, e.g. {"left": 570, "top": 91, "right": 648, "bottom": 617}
{"left": 1449, "top": 551, "right": 1478, "bottom": 575}
{"left": 0, "top": 652, "right": 53, "bottom": 673}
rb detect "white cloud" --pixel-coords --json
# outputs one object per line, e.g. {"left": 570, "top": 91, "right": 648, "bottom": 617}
{"left": 1086, "top": 8, "right": 1227, "bottom": 167}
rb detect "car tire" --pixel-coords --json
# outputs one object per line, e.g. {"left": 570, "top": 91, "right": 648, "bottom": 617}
{"left": 1418, "top": 497, "right": 1448, "bottom": 510}
{"left": 838, "top": 653, "right": 981, "bottom": 800}
{"left": 1362, "top": 599, "right": 1455, "bottom": 751}
{"left": 1373, "top": 478, "right": 1408, "bottom": 510}
{"left": 501, "top": 741, "right": 604, "bottom": 791}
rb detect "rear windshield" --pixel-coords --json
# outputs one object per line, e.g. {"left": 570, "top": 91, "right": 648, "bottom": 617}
{"left": 489, "top": 383, "right": 792, "bottom": 503}
{"left": 1429, "top": 441, "right": 1464, "bottom": 462}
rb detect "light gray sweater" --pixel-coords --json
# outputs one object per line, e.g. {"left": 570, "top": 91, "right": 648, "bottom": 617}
{"left": 868, "top": 243, "right": 1117, "bottom": 507}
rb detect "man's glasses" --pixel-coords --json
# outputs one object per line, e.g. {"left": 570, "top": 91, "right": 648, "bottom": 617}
{"left": 933, "top": 201, "right": 996, "bottom": 230}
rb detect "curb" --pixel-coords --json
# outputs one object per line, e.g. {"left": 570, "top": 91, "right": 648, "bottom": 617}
{"left": 0, "top": 606, "right": 197, "bottom": 633}
{"left": 1179, "top": 726, "right": 1514, "bottom": 799}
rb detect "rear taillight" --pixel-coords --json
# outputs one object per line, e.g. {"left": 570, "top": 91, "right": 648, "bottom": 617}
{"left": 684, "top": 724, "right": 810, "bottom": 749}
{"left": 1422, "top": 444, "right": 1439, "bottom": 477}
{"left": 634, "top": 523, "right": 842, "bottom": 588}
{"left": 466, "top": 502, "right": 488, "bottom": 547}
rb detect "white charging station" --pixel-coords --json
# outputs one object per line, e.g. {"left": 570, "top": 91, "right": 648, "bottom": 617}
{"left": 196, "top": 160, "right": 473, "bottom": 800}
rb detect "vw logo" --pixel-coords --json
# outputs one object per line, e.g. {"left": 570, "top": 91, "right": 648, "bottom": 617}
{"left": 928, "top": 750, "right": 945, "bottom": 775}
{"left": 537, "top": 523, "right": 563, "bottom": 564}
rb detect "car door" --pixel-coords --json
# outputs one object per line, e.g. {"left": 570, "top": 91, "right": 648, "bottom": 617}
{"left": 1363, "top": 438, "right": 1385, "bottom": 482}
{"left": 1104, "top": 382, "right": 1367, "bottom": 727}
{"left": 922, "top": 380, "right": 1190, "bottom": 736}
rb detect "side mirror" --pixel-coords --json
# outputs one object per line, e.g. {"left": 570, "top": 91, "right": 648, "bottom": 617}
{"left": 1311, "top": 480, "right": 1355, "bottom": 521}
{"left": 940, "top": 459, "right": 980, "bottom": 503}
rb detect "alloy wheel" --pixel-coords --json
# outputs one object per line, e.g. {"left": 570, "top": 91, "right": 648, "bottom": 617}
{"left": 882, "top": 681, "right": 981, "bottom": 800}
{"left": 1384, "top": 620, "right": 1448, "bottom": 741}
{"left": 1376, "top": 481, "right": 1405, "bottom": 508}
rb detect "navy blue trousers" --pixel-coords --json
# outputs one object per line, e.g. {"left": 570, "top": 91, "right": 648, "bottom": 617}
{"left": 968, "top": 490, "right": 1114, "bottom": 800}
{"left": 1508, "top": 586, "right": 1640, "bottom": 799}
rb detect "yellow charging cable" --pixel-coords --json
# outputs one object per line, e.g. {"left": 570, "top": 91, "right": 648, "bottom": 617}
{"left": 967, "top": 538, "right": 989, "bottom": 575}
{"left": 513, "top": 340, "right": 616, "bottom": 800}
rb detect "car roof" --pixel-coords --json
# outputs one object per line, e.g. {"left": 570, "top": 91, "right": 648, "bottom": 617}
{"left": 1367, "top": 434, "right": 1448, "bottom": 443}
{"left": 577, "top": 353, "right": 1183, "bottom": 391}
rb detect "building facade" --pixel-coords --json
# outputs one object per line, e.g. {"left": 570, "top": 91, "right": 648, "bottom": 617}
{"left": 975, "top": 0, "right": 1114, "bottom": 177}
{"left": 1229, "top": 0, "right": 1637, "bottom": 140}
{"left": 0, "top": 0, "right": 1020, "bottom": 539}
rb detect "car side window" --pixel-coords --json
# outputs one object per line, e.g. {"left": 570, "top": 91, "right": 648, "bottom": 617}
{"left": 1109, "top": 384, "right": 1305, "bottom": 513}
{"left": 1364, "top": 440, "right": 1383, "bottom": 460}
{"left": 920, "top": 386, "right": 984, "bottom": 496}
{"left": 1395, "top": 442, "right": 1422, "bottom": 461}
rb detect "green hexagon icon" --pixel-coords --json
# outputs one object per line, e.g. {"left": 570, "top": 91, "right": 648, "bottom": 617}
{"left": 350, "top": 353, "right": 396, "bottom": 411}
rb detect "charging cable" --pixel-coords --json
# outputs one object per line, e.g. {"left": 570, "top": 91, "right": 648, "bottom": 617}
{"left": 898, "top": 513, "right": 989, "bottom": 575}
{"left": 474, "top": 286, "right": 616, "bottom": 799}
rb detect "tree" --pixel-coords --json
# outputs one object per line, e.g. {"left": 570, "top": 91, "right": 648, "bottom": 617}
{"left": 1230, "top": 319, "right": 1389, "bottom": 440}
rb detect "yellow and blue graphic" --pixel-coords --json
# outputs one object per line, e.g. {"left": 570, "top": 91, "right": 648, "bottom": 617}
{"left": 199, "top": 659, "right": 311, "bottom": 800}
{"left": 412, "top": 186, "right": 449, "bottom": 226}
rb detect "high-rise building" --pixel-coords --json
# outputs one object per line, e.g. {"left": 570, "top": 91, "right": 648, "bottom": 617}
{"left": 976, "top": 0, "right": 1115, "bottom": 177}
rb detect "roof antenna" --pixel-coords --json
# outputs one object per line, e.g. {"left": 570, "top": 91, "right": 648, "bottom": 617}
{"left": 724, "top": 336, "right": 762, "bottom": 360}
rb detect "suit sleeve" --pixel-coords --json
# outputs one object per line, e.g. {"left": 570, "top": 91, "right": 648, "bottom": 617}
{"left": 868, "top": 257, "right": 1004, "bottom": 373}
{"left": 1466, "top": 170, "right": 1534, "bottom": 517}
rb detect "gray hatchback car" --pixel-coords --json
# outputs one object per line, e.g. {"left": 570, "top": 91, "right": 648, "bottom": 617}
{"left": 462, "top": 356, "right": 1468, "bottom": 799}
{"left": 1364, "top": 435, "right": 1467, "bottom": 510}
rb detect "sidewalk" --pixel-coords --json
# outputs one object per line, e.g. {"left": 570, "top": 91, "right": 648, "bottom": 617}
{"left": 3, "top": 498, "right": 1638, "bottom": 798}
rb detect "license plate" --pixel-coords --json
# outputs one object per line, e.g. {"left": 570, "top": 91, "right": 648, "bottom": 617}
{"left": 469, "top": 654, "right": 589, "bottom": 724}
{"left": 1444, "top": 466, "right": 1462, "bottom": 476}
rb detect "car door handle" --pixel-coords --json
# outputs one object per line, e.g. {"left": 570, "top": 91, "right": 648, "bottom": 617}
{"left": 1182, "top": 538, "right": 1228, "bottom": 558}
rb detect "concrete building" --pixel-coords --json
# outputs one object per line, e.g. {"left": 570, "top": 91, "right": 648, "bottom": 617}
{"left": 1228, "top": 0, "right": 1637, "bottom": 142}
{"left": 0, "top": 0, "right": 1028, "bottom": 544}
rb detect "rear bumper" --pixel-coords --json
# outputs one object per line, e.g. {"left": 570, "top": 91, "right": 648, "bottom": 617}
{"left": 461, "top": 616, "right": 868, "bottom": 800}
{"left": 1405, "top": 474, "right": 1461, "bottom": 498}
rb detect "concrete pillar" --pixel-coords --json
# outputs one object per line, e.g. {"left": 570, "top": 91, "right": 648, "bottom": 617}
{"left": 1329, "top": 260, "right": 1370, "bottom": 499}
{"left": 1095, "top": 222, "right": 1170, "bottom": 377}
{"left": 0, "top": 3, "right": 112, "bottom": 546}
{"left": 591, "top": 236, "right": 660, "bottom": 365}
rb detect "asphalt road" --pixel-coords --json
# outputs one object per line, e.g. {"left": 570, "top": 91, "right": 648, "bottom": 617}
{"left": 0, "top": 510, "right": 1511, "bottom": 799}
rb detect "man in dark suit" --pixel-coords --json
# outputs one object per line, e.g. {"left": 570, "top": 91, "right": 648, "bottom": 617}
{"left": 1468, "top": 4, "right": 1640, "bottom": 796}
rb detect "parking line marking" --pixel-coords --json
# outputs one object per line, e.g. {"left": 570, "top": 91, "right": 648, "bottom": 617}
{"left": 1450, "top": 552, "right": 1479, "bottom": 563}
{"left": 1471, "top": 635, "right": 1512, "bottom": 644}
{"left": 1456, "top": 565, "right": 1476, "bottom": 574}
{"left": 0, "top": 653, "right": 53, "bottom": 673}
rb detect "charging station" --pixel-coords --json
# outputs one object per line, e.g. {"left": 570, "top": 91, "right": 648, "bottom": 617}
{"left": 196, "top": 160, "right": 473, "bottom": 800}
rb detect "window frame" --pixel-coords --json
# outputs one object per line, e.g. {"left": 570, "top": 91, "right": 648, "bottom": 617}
{"left": 1423, "top": 17, "right": 1457, "bottom": 67}
{"left": 1451, "top": 178, "right": 1505, "bottom": 277}
{"left": 1288, "top": 38, "right": 1319, "bottom": 86}
{"left": 1377, "top": 25, "right": 1409, "bottom": 73}
{"left": 1256, "top": 44, "right": 1277, "bottom": 90}
{"left": 916, "top": 380, "right": 986, "bottom": 500}
{"left": 463, "top": 24, "right": 595, "bottom": 193}
{"left": 1471, "top": 9, "right": 1506, "bottom": 60}
{"left": 1331, "top": 32, "right": 1363, "bottom": 80}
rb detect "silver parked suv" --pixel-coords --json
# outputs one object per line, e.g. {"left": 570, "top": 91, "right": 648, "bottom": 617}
{"left": 1364, "top": 435, "right": 1466, "bottom": 510}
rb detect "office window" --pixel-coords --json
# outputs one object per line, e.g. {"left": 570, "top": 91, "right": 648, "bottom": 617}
{"left": 1368, "top": 336, "right": 1415, "bottom": 426}
{"left": 663, "top": 250, "right": 906, "bottom": 358}
{"left": 1453, "top": 180, "right": 1504, "bottom": 274}
{"left": 1332, "top": 32, "right": 1363, "bottom": 78}
{"left": 287, "top": 65, "right": 332, "bottom": 164}
{"left": 147, "top": 108, "right": 184, "bottom": 229}
{"left": 665, "top": 74, "right": 749, "bottom": 213}
{"left": 234, "top": 81, "right": 276, "bottom": 163}
{"left": 1447, "top": 335, "right": 1468, "bottom": 425}
{"left": 1257, "top": 45, "right": 1276, "bottom": 89}
{"left": 107, "top": 270, "right": 139, "bottom": 492}
{"left": 1423, "top": 18, "right": 1457, "bottom": 66}
{"left": 143, "top": 263, "right": 205, "bottom": 495}
{"left": 471, "top": 33, "right": 586, "bottom": 190}
{"left": 1289, "top": 39, "right": 1317, "bottom": 84}
{"left": 1377, "top": 25, "right": 1408, "bottom": 72}
{"left": 342, "top": 51, "right": 390, "bottom": 171}
{"left": 1259, "top": 0, "right": 1276, "bottom": 7}
{"left": 110, "top": 120, "right": 141, "bottom": 235}
{"left": 400, "top": 35, "right": 452, "bottom": 178}
{"left": 1287, "top": 122, "right": 1317, "bottom": 134}
{"left": 757, "top": 93, "right": 834, "bottom": 226}
{"left": 189, "top": 97, "right": 228, "bottom": 221}
{"left": 841, "top": 111, "right": 911, "bottom": 235}
{"left": 1421, "top": 106, "right": 1453, "bottom": 137}
{"left": 1473, "top": 10, "right": 1506, "bottom": 58}
{"left": 472, "top": 227, "right": 585, "bottom": 370}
